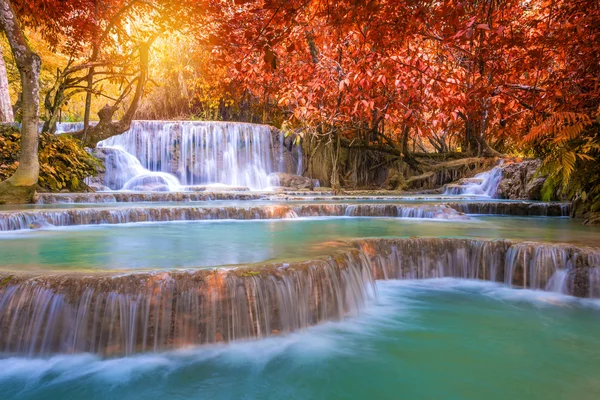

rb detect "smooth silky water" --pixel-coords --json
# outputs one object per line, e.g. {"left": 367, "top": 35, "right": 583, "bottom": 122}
{"left": 0, "top": 216, "right": 598, "bottom": 271}
{"left": 1, "top": 279, "right": 599, "bottom": 400}
{"left": 1, "top": 122, "right": 597, "bottom": 399}
{"left": 0, "top": 196, "right": 556, "bottom": 210}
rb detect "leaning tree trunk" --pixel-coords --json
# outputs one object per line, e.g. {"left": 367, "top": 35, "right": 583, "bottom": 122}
{"left": 70, "top": 43, "right": 149, "bottom": 148}
{"left": 0, "top": 46, "right": 13, "bottom": 123}
{"left": 0, "top": 0, "right": 41, "bottom": 204}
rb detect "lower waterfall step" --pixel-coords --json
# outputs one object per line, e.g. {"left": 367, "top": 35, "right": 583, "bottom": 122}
{"left": 1, "top": 237, "right": 598, "bottom": 356}
{"left": 446, "top": 201, "right": 570, "bottom": 216}
{"left": 0, "top": 204, "right": 470, "bottom": 231}
{"left": 34, "top": 191, "right": 267, "bottom": 204}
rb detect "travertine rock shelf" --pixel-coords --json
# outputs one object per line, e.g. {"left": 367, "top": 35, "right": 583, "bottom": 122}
{"left": 1, "top": 237, "right": 598, "bottom": 356}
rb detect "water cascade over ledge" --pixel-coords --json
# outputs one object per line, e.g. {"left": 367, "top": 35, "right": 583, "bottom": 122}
{"left": 445, "top": 166, "right": 503, "bottom": 197}
{"left": 0, "top": 204, "right": 472, "bottom": 231}
{"left": 1, "top": 238, "right": 598, "bottom": 356}
{"left": 90, "top": 121, "right": 302, "bottom": 191}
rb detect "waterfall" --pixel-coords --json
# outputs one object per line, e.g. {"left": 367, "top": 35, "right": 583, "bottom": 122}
{"left": 97, "top": 121, "right": 294, "bottom": 191}
{"left": 1, "top": 238, "right": 599, "bottom": 356}
{"left": 55, "top": 122, "right": 85, "bottom": 133}
{"left": 590, "top": 268, "right": 600, "bottom": 298}
{"left": 100, "top": 145, "right": 181, "bottom": 191}
{"left": 445, "top": 166, "right": 503, "bottom": 197}
{"left": 56, "top": 121, "right": 301, "bottom": 191}
{"left": 446, "top": 201, "right": 571, "bottom": 217}
{"left": 545, "top": 270, "right": 571, "bottom": 293}
{"left": 0, "top": 250, "right": 374, "bottom": 356}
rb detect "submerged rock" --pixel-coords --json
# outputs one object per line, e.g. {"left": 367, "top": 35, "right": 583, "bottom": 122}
{"left": 28, "top": 218, "right": 53, "bottom": 229}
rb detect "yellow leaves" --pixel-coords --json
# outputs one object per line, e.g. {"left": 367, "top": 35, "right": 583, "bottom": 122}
{"left": 1, "top": 127, "right": 99, "bottom": 192}
{"left": 534, "top": 112, "right": 599, "bottom": 192}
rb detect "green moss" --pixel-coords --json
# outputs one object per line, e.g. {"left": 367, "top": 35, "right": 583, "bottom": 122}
{"left": 238, "top": 270, "right": 261, "bottom": 277}
{"left": 0, "top": 275, "right": 13, "bottom": 288}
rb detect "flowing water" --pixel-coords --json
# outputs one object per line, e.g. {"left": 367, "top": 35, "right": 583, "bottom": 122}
{"left": 86, "top": 121, "right": 300, "bottom": 190}
{"left": 1, "top": 280, "right": 599, "bottom": 400}
{"left": 3, "top": 122, "right": 600, "bottom": 398}
{"left": 445, "top": 166, "right": 503, "bottom": 196}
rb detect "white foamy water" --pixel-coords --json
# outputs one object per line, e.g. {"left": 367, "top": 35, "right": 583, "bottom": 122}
{"left": 57, "top": 121, "right": 302, "bottom": 191}
{"left": 445, "top": 166, "right": 503, "bottom": 197}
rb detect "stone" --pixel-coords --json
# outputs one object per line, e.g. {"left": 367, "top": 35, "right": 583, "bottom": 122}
{"left": 496, "top": 159, "right": 545, "bottom": 200}
{"left": 269, "top": 172, "right": 319, "bottom": 190}
{"left": 28, "top": 218, "right": 53, "bottom": 229}
{"left": 525, "top": 177, "right": 546, "bottom": 200}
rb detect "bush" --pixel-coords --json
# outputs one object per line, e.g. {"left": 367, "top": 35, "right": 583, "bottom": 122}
{"left": 0, "top": 125, "right": 100, "bottom": 192}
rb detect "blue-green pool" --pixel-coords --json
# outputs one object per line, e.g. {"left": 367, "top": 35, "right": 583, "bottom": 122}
{"left": 1, "top": 216, "right": 598, "bottom": 271}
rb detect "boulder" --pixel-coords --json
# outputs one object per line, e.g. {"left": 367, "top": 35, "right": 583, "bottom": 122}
{"left": 269, "top": 172, "right": 320, "bottom": 190}
{"left": 496, "top": 160, "right": 545, "bottom": 200}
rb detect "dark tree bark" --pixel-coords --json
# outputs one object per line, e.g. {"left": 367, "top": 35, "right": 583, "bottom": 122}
{"left": 0, "top": 0, "right": 41, "bottom": 204}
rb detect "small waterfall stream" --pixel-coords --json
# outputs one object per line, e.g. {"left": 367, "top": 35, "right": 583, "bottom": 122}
{"left": 445, "top": 166, "right": 503, "bottom": 197}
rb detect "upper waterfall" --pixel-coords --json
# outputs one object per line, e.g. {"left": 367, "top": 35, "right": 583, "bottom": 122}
{"left": 56, "top": 121, "right": 302, "bottom": 191}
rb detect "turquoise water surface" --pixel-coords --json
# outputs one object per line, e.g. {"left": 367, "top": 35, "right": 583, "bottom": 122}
{"left": 1, "top": 216, "right": 598, "bottom": 271}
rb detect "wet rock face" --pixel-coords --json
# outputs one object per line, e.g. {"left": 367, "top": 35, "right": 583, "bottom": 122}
{"left": 497, "top": 160, "right": 545, "bottom": 200}
{"left": 269, "top": 172, "right": 319, "bottom": 189}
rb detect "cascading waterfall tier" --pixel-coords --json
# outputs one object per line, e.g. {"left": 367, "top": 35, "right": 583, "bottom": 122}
{"left": 93, "top": 121, "right": 301, "bottom": 191}
{"left": 0, "top": 250, "right": 374, "bottom": 356}
{"left": 0, "top": 204, "right": 471, "bottom": 231}
{"left": 34, "top": 191, "right": 266, "bottom": 204}
{"left": 444, "top": 166, "right": 503, "bottom": 196}
{"left": 0, "top": 201, "right": 574, "bottom": 231}
{"left": 358, "top": 238, "right": 600, "bottom": 297}
{"left": 1, "top": 238, "right": 598, "bottom": 356}
{"left": 445, "top": 201, "right": 570, "bottom": 216}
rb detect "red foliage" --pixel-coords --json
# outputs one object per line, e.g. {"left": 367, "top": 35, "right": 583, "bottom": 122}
{"left": 211, "top": 0, "right": 600, "bottom": 153}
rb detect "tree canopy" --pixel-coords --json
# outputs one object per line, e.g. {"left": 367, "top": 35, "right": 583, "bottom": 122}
{"left": 0, "top": 0, "right": 599, "bottom": 201}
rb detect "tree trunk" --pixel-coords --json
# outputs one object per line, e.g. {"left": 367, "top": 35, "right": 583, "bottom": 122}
{"left": 330, "top": 130, "right": 341, "bottom": 190}
{"left": 0, "top": 0, "right": 41, "bottom": 204}
{"left": 400, "top": 126, "right": 420, "bottom": 171}
{"left": 0, "top": 45, "right": 13, "bottom": 123}
{"left": 465, "top": 117, "right": 501, "bottom": 157}
{"left": 71, "top": 43, "right": 149, "bottom": 148}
